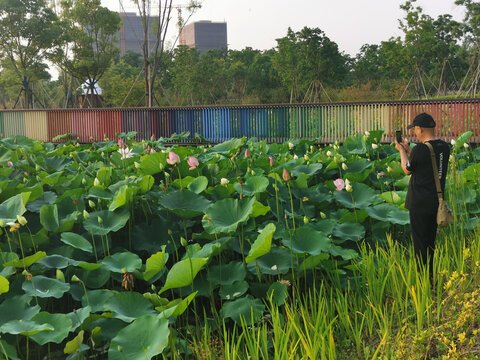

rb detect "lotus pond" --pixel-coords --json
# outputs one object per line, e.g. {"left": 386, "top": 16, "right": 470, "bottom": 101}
{"left": 0, "top": 130, "right": 478, "bottom": 359}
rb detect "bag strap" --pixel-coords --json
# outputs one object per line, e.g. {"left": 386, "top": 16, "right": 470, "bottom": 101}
{"left": 425, "top": 141, "right": 444, "bottom": 201}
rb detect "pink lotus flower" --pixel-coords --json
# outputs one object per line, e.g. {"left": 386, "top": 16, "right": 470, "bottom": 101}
{"left": 188, "top": 156, "right": 199, "bottom": 170}
{"left": 245, "top": 148, "right": 251, "bottom": 158}
{"left": 7, "top": 161, "right": 13, "bottom": 168}
{"left": 167, "top": 151, "right": 180, "bottom": 165}
{"left": 333, "top": 178, "right": 345, "bottom": 191}
{"left": 282, "top": 168, "right": 291, "bottom": 181}
{"left": 268, "top": 156, "right": 274, "bottom": 167}
{"left": 378, "top": 172, "right": 385, "bottom": 177}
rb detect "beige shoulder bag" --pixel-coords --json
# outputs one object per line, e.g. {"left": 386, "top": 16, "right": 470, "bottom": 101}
{"left": 425, "top": 142, "right": 453, "bottom": 227}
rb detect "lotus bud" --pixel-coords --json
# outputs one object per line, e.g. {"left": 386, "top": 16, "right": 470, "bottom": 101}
{"left": 151, "top": 284, "right": 156, "bottom": 291}
{"left": 159, "top": 163, "right": 164, "bottom": 171}
{"left": 302, "top": 197, "right": 309, "bottom": 202}
{"left": 83, "top": 210, "right": 89, "bottom": 219}
{"left": 320, "top": 212, "right": 327, "bottom": 219}
{"left": 342, "top": 163, "right": 348, "bottom": 171}
{"left": 271, "top": 265, "right": 278, "bottom": 271}
{"left": 180, "top": 237, "right": 187, "bottom": 247}
{"left": 134, "top": 161, "right": 141, "bottom": 169}
{"left": 168, "top": 229, "right": 172, "bottom": 235}
{"left": 333, "top": 144, "right": 339, "bottom": 150}
{"left": 0, "top": 219, "right": 5, "bottom": 227}
{"left": 88, "top": 200, "right": 96, "bottom": 208}
{"left": 288, "top": 142, "right": 294, "bottom": 149}
{"left": 450, "top": 139, "right": 456, "bottom": 146}
{"left": 220, "top": 178, "right": 229, "bottom": 186}
{"left": 35, "top": 164, "right": 41, "bottom": 172}
{"left": 56, "top": 269, "right": 65, "bottom": 282}
{"left": 251, "top": 170, "right": 255, "bottom": 176}
{"left": 449, "top": 154, "right": 455, "bottom": 162}
{"left": 464, "top": 143, "right": 469, "bottom": 149}
{"left": 93, "top": 177, "right": 100, "bottom": 187}
{"left": 345, "top": 179, "right": 353, "bottom": 192}
{"left": 371, "top": 143, "right": 378, "bottom": 150}
{"left": 81, "top": 177, "right": 86, "bottom": 185}
{"left": 216, "top": 153, "right": 220, "bottom": 159}
{"left": 387, "top": 166, "right": 392, "bottom": 173}
{"left": 326, "top": 150, "right": 332, "bottom": 157}
{"left": 166, "top": 151, "right": 180, "bottom": 165}
{"left": 244, "top": 148, "right": 250, "bottom": 158}
{"left": 365, "top": 131, "right": 370, "bottom": 137}
{"left": 23, "top": 177, "right": 27, "bottom": 183}
{"left": 164, "top": 172, "right": 170, "bottom": 179}
{"left": 187, "top": 156, "right": 199, "bottom": 171}
{"left": 310, "top": 145, "right": 314, "bottom": 152}
{"left": 117, "top": 346, "right": 123, "bottom": 352}
{"left": 16, "top": 215, "right": 27, "bottom": 226}
{"left": 293, "top": 154, "right": 298, "bottom": 160}
{"left": 7, "top": 161, "right": 13, "bottom": 167}
{"left": 71, "top": 275, "right": 81, "bottom": 282}
{"left": 282, "top": 168, "right": 291, "bottom": 181}
{"left": 97, "top": 216, "right": 103, "bottom": 224}
{"left": 303, "top": 216, "right": 309, "bottom": 224}
{"left": 268, "top": 156, "right": 274, "bottom": 167}
{"left": 304, "top": 154, "right": 309, "bottom": 161}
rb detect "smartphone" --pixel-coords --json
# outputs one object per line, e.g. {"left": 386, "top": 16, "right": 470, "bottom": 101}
{"left": 395, "top": 130, "right": 403, "bottom": 143}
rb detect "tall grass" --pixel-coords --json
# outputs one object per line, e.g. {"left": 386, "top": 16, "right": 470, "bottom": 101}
{"left": 187, "top": 151, "right": 480, "bottom": 359}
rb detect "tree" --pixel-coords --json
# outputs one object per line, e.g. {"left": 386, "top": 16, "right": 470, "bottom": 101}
{"left": 55, "top": 0, "right": 121, "bottom": 104}
{"left": 0, "top": 0, "right": 64, "bottom": 108}
{"left": 273, "top": 27, "right": 350, "bottom": 103}
{"left": 134, "top": 0, "right": 201, "bottom": 107}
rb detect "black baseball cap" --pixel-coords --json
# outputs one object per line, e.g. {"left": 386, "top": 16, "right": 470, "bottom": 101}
{"left": 407, "top": 113, "right": 436, "bottom": 129}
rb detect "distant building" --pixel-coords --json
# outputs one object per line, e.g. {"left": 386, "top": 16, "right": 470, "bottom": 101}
{"left": 179, "top": 21, "right": 227, "bottom": 54}
{"left": 116, "top": 12, "right": 158, "bottom": 56}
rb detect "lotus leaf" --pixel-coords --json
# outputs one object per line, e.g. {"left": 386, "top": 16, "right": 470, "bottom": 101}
{"left": 188, "top": 176, "right": 209, "bottom": 194}
{"left": 281, "top": 226, "right": 331, "bottom": 256}
{"left": 291, "top": 163, "right": 323, "bottom": 177}
{"left": 83, "top": 209, "right": 130, "bottom": 236}
{"left": 64, "top": 330, "right": 84, "bottom": 354}
{"left": 0, "top": 320, "right": 53, "bottom": 336}
{"left": 30, "top": 312, "right": 72, "bottom": 345}
{"left": 89, "top": 317, "right": 126, "bottom": 342}
{"left": 0, "top": 295, "right": 40, "bottom": 326}
{"left": 105, "top": 292, "right": 156, "bottom": 322}
{"left": 366, "top": 203, "right": 410, "bottom": 225}
{"left": 67, "top": 306, "right": 91, "bottom": 332}
{"left": 299, "top": 253, "right": 330, "bottom": 271}
{"left": 101, "top": 252, "right": 142, "bottom": 273}
{"left": 267, "top": 282, "right": 288, "bottom": 305}
{"left": 26, "top": 191, "right": 57, "bottom": 212}
{"left": 211, "top": 138, "right": 244, "bottom": 155}
{"left": 343, "top": 133, "right": 367, "bottom": 154}
{"left": 246, "top": 223, "right": 276, "bottom": 263}
{"left": 108, "top": 315, "right": 170, "bottom": 360}
{"left": 251, "top": 201, "right": 271, "bottom": 217}
{"left": 96, "top": 167, "right": 112, "bottom": 186}
{"left": 0, "top": 192, "right": 29, "bottom": 223}
{"left": 37, "top": 254, "right": 75, "bottom": 269}
{"left": 219, "top": 280, "right": 249, "bottom": 300}
{"left": 137, "top": 175, "right": 155, "bottom": 194}
{"left": 246, "top": 246, "right": 292, "bottom": 275}
{"left": 22, "top": 276, "right": 70, "bottom": 298}
{"left": 203, "top": 197, "right": 255, "bottom": 234}
{"left": 339, "top": 209, "right": 369, "bottom": 224}
{"left": 334, "top": 183, "right": 378, "bottom": 209}
{"left": 82, "top": 266, "right": 111, "bottom": 288}
{"left": 0, "top": 339, "right": 19, "bottom": 360}
{"left": 234, "top": 176, "right": 269, "bottom": 197}
{"left": 109, "top": 185, "right": 136, "bottom": 211}
{"left": 329, "top": 245, "right": 358, "bottom": 260}
{"left": 82, "top": 289, "right": 114, "bottom": 312}
{"left": 4, "top": 251, "right": 46, "bottom": 268}
{"left": 60, "top": 232, "right": 93, "bottom": 253}
{"left": 310, "top": 219, "right": 337, "bottom": 235}
{"left": 139, "top": 152, "right": 168, "bottom": 175}
{"left": 158, "top": 189, "right": 212, "bottom": 218}
{"left": 143, "top": 251, "right": 166, "bottom": 281}
{"left": 463, "top": 163, "right": 480, "bottom": 181}
{"left": 209, "top": 261, "right": 246, "bottom": 287}
{"left": 159, "top": 257, "right": 208, "bottom": 294}
{"left": 221, "top": 295, "right": 265, "bottom": 325}
{"left": 39, "top": 204, "right": 60, "bottom": 232}
{"left": 157, "top": 292, "right": 198, "bottom": 318}
{"left": 379, "top": 191, "right": 406, "bottom": 205}
{"left": 333, "top": 222, "right": 366, "bottom": 242}
{"left": 0, "top": 275, "right": 9, "bottom": 295}
{"left": 453, "top": 131, "right": 472, "bottom": 151}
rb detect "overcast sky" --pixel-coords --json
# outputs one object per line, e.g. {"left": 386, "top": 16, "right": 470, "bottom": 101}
{"left": 104, "top": 0, "right": 465, "bottom": 57}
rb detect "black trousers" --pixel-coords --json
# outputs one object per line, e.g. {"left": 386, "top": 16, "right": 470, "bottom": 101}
{"left": 409, "top": 209, "right": 438, "bottom": 268}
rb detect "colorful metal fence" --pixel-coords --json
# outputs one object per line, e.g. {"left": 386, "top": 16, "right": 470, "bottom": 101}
{"left": 0, "top": 98, "right": 479, "bottom": 143}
